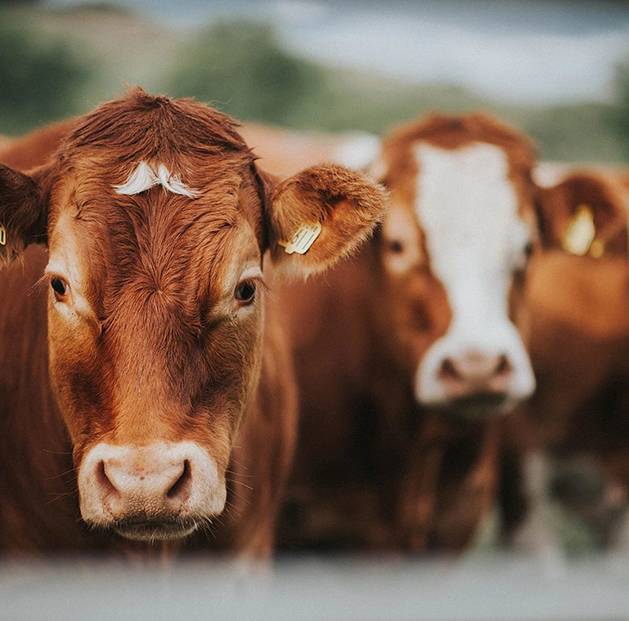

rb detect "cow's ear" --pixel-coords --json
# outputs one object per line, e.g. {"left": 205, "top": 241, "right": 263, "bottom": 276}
{"left": 535, "top": 172, "right": 628, "bottom": 258}
{"left": 262, "top": 163, "right": 387, "bottom": 277}
{"left": 0, "top": 164, "right": 46, "bottom": 269}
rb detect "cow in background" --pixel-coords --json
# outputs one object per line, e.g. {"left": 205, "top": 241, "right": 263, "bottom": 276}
{"left": 272, "top": 113, "right": 544, "bottom": 552}
{"left": 501, "top": 170, "right": 629, "bottom": 550}
{"left": 0, "top": 119, "right": 76, "bottom": 172}
{"left": 0, "top": 89, "right": 386, "bottom": 556}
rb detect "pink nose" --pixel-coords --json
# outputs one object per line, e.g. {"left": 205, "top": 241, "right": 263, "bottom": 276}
{"left": 79, "top": 442, "right": 226, "bottom": 539}
{"left": 437, "top": 350, "right": 512, "bottom": 398}
{"left": 97, "top": 456, "right": 191, "bottom": 516}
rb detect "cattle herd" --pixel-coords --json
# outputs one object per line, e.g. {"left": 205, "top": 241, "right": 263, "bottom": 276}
{"left": 0, "top": 88, "right": 628, "bottom": 562}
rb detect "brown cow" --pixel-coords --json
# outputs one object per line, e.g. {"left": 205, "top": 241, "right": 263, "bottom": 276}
{"left": 273, "top": 114, "right": 542, "bottom": 552}
{"left": 501, "top": 170, "right": 629, "bottom": 550}
{"left": 0, "top": 89, "right": 385, "bottom": 556}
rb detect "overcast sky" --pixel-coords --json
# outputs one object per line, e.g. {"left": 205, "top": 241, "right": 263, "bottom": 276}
{"left": 44, "top": 0, "right": 629, "bottom": 105}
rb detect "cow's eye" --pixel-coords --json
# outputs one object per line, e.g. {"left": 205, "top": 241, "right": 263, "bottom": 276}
{"left": 51, "top": 277, "right": 69, "bottom": 301}
{"left": 388, "top": 240, "right": 404, "bottom": 254}
{"left": 235, "top": 280, "right": 256, "bottom": 305}
{"left": 513, "top": 241, "right": 534, "bottom": 274}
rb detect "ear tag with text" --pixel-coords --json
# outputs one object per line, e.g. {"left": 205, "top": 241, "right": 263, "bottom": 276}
{"left": 562, "top": 204, "right": 595, "bottom": 256}
{"left": 0, "top": 224, "right": 6, "bottom": 246}
{"left": 279, "top": 222, "right": 322, "bottom": 255}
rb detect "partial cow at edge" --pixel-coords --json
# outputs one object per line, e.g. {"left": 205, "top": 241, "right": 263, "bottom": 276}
{"left": 501, "top": 168, "right": 629, "bottom": 551}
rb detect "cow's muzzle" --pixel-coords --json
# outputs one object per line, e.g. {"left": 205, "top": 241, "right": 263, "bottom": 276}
{"left": 78, "top": 442, "right": 226, "bottom": 541}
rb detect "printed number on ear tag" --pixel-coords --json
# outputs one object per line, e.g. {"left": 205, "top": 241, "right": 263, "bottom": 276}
{"left": 279, "top": 222, "right": 322, "bottom": 255}
{"left": 0, "top": 224, "right": 6, "bottom": 246}
{"left": 562, "top": 204, "right": 595, "bottom": 256}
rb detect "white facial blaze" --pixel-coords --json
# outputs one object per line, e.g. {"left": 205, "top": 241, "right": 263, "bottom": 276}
{"left": 114, "top": 161, "right": 198, "bottom": 197}
{"left": 413, "top": 142, "right": 535, "bottom": 405}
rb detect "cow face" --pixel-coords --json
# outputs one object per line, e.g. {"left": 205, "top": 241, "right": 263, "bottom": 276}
{"left": 365, "top": 115, "right": 538, "bottom": 417}
{"left": 0, "top": 90, "right": 385, "bottom": 541}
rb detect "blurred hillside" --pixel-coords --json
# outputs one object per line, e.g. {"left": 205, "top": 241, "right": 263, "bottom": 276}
{"left": 0, "top": 3, "right": 627, "bottom": 163}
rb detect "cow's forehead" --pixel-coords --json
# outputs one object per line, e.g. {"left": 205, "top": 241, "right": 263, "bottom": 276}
{"left": 410, "top": 141, "right": 529, "bottom": 276}
{"left": 414, "top": 141, "right": 525, "bottom": 248}
{"left": 416, "top": 142, "right": 509, "bottom": 183}
{"left": 46, "top": 163, "right": 261, "bottom": 307}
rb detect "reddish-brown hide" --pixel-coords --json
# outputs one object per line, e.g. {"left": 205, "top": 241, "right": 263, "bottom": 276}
{"left": 501, "top": 170, "right": 629, "bottom": 547}
{"left": 0, "top": 90, "right": 385, "bottom": 555}
{"left": 0, "top": 118, "right": 76, "bottom": 172}
{"left": 269, "top": 114, "right": 541, "bottom": 552}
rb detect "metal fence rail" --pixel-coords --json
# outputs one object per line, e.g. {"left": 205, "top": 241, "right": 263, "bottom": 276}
{"left": 2, "top": 553, "right": 629, "bottom": 621}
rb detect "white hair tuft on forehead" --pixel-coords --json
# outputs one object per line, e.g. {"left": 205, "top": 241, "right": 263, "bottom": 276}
{"left": 114, "top": 161, "right": 198, "bottom": 197}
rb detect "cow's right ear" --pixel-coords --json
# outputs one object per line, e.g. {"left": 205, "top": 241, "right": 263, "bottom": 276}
{"left": 0, "top": 164, "right": 46, "bottom": 269}
{"left": 259, "top": 163, "right": 387, "bottom": 278}
{"left": 535, "top": 172, "right": 628, "bottom": 258}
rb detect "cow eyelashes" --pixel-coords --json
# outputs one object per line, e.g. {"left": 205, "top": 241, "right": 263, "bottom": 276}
{"left": 234, "top": 280, "right": 257, "bottom": 306}
{"left": 50, "top": 276, "right": 70, "bottom": 302}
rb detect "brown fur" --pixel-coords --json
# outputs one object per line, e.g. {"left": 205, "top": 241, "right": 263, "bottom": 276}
{"left": 0, "top": 119, "right": 76, "bottom": 172}
{"left": 0, "top": 89, "right": 385, "bottom": 556}
{"left": 501, "top": 170, "right": 629, "bottom": 545}
{"left": 535, "top": 171, "right": 629, "bottom": 254}
{"left": 0, "top": 165, "right": 46, "bottom": 267}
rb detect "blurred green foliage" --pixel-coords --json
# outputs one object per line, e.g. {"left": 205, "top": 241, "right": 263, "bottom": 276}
{"left": 0, "top": 11, "right": 91, "bottom": 134}
{"left": 169, "top": 20, "right": 325, "bottom": 127}
{"left": 519, "top": 102, "right": 624, "bottom": 163}
{"left": 0, "top": 7, "right": 627, "bottom": 164}
{"left": 608, "top": 61, "right": 629, "bottom": 161}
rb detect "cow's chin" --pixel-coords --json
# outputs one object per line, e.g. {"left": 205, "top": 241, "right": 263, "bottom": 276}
{"left": 111, "top": 516, "right": 200, "bottom": 542}
{"left": 427, "top": 392, "right": 515, "bottom": 422}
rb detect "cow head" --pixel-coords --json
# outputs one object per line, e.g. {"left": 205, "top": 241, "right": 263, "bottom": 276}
{"left": 353, "top": 114, "right": 539, "bottom": 418}
{"left": 0, "top": 90, "right": 385, "bottom": 541}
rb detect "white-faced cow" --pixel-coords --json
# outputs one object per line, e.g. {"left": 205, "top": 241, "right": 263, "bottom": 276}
{"left": 273, "top": 114, "right": 541, "bottom": 552}
{"left": 0, "top": 89, "right": 385, "bottom": 555}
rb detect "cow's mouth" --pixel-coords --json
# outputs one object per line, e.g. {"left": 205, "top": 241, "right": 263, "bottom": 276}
{"left": 439, "top": 392, "right": 511, "bottom": 419}
{"left": 113, "top": 516, "right": 199, "bottom": 542}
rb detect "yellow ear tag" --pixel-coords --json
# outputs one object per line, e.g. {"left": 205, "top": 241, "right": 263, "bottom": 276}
{"left": 0, "top": 224, "right": 6, "bottom": 246}
{"left": 279, "top": 222, "right": 322, "bottom": 255}
{"left": 562, "top": 204, "right": 595, "bottom": 256}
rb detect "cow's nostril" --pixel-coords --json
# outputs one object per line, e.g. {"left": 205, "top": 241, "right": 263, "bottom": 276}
{"left": 495, "top": 354, "right": 511, "bottom": 377}
{"left": 167, "top": 459, "right": 191, "bottom": 501}
{"left": 439, "top": 358, "right": 461, "bottom": 381}
{"left": 96, "top": 460, "right": 119, "bottom": 498}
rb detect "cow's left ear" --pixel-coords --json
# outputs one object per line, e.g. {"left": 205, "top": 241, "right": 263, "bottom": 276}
{"left": 263, "top": 163, "right": 387, "bottom": 277}
{"left": 0, "top": 164, "right": 46, "bottom": 269}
